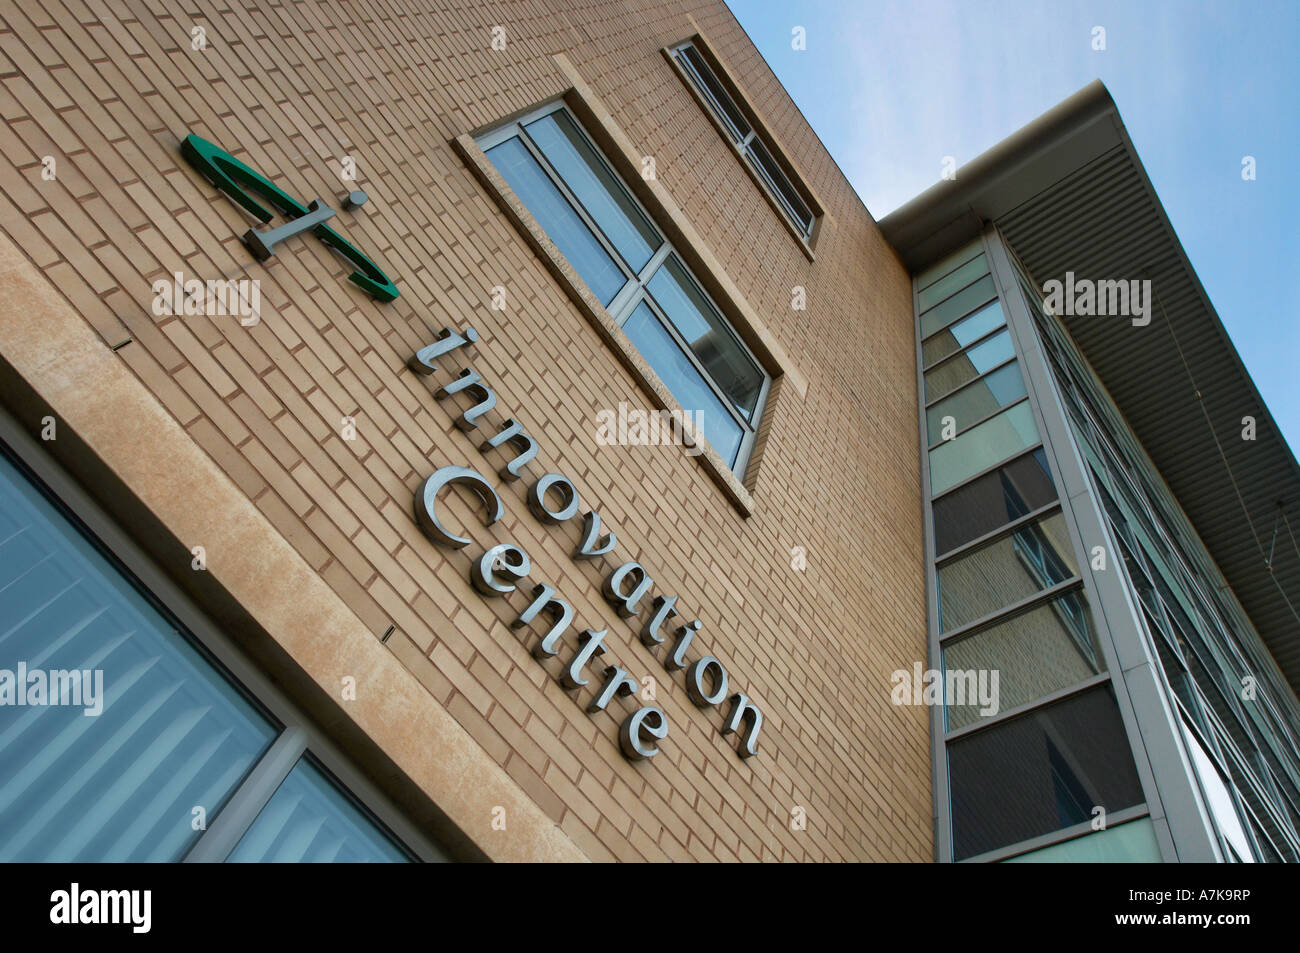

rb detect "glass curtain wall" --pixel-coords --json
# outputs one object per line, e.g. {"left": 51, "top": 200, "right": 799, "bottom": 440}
{"left": 1007, "top": 243, "right": 1300, "bottom": 863}
{"left": 916, "top": 237, "right": 1154, "bottom": 862}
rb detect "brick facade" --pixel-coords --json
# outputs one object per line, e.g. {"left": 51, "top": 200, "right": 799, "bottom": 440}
{"left": 0, "top": 0, "right": 929, "bottom": 861}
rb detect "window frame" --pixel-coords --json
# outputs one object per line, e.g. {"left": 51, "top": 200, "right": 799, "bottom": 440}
{"left": 0, "top": 407, "right": 448, "bottom": 863}
{"left": 667, "top": 39, "right": 818, "bottom": 245}
{"left": 478, "top": 100, "right": 772, "bottom": 478}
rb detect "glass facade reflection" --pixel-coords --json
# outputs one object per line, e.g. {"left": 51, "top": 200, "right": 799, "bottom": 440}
{"left": 1008, "top": 247, "right": 1300, "bottom": 863}
{"left": 916, "top": 236, "right": 1147, "bottom": 863}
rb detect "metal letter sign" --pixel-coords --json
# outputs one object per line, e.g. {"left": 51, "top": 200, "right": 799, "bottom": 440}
{"left": 179, "top": 134, "right": 400, "bottom": 302}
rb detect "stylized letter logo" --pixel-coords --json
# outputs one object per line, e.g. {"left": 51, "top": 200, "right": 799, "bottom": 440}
{"left": 180, "top": 134, "right": 399, "bottom": 302}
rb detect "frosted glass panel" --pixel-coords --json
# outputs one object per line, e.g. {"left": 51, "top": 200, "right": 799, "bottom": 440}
{"left": 916, "top": 241, "right": 983, "bottom": 290}
{"left": 917, "top": 254, "right": 989, "bottom": 312}
{"left": 228, "top": 758, "right": 409, "bottom": 863}
{"left": 920, "top": 275, "right": 997, "bottom": 338}
{"left": 926, "top": 362, "right": 1027, "bottom": 444}
{"left": 0, "top": 454, "right": 276, "bottom": 862}
{"left": 930, "top": 402, "right": 1040, "bottom": 496}
{"left": 1002, "top": 818, "right": 1161, "bottom": 862}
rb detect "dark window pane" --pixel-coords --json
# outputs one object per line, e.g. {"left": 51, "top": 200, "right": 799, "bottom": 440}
{"left": 937, "top": 511, "right": 1078, "bottom": 631}
{"left": 924, "top": 329, "right": 1014, "bottom": 401}
{"left": 647, "top": 256, "right": 764, "bottom": 420}
{"left": 942, "top": 592, "right": 1105, "bottom": 730}
{"left": 948, "top": 684, "right": 1144, "bottom": 860}
{"left": 932, "top": 449, "right": 1056, "bottom": 555}
{"left": 524, "top": 111, "right": 661, "bottom": 274}
{"left": 744, "top": 139, "right": 812, "bottom": 234}
{"left": 675, "top": 45, "right": 750, "bottom": 143}
{"left": 922, "top": 300, "right": 1005, "bottom": 367}
{"left": 919, "top": 274, "right": 997, "bottom": 338}
{"left": 926, "top": 362, "right": 1027, "bottom": 444}
{"left": 622, "top": 302, "right": 744, "bottom": 465}
{"left": 485, "top": 137, "right": 626, "bottom": 305}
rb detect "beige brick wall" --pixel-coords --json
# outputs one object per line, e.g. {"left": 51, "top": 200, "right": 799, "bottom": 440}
{"left": 0, "top": 0, "right": 929, "bottom": 861}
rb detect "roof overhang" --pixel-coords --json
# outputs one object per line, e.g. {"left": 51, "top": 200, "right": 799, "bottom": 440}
{"left": 879, "top": 81, "right": 1300, "bottom": 698}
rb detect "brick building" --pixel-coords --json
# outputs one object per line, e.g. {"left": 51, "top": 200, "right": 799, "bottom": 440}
{"left": 0, "top": 0, "right": 1296, "bottom": 863}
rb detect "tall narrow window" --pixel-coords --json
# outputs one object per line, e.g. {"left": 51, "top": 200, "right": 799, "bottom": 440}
{"left": 478, "top": 102, "right": 771, "bottom": 476}
{"left": 670, "top": 41, "right": 816, "bottom": 241}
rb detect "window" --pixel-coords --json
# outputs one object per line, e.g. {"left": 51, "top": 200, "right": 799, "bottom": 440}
{"left": 942, "top": 592, "right": 1104, "bottom": 730}
{"left": 936, "top": 511, "right": 1079, "bottom": 631}
{"left": 931, "top": 449, "right": 1056, "bottom": 556}
{"left": 947, "top": 684, "right": 1145, "bottom": 860}
{"left": 0, "top": 442, "right": 435, "bottom": 862}
{"left": 479, "top": 103, "right": 771, "bottom": 475}
{"left": 925, "top": 362, "right": 1028, "bottom": 445}
{"left": 670, "top": 41, "right": 816, "bottom": 241}
{"left": 928, "top": 401, "right": 1040, "bottom": 496}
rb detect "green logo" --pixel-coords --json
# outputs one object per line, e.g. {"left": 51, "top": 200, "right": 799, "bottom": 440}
{"left": 180, "top": 134, "right": 399, "bottom": 302}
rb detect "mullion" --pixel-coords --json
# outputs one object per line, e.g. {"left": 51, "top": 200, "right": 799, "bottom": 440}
{"left": 516, "top": 124, "right": 644, "bottom": 283}
{"left": 639, "top": 290, "right": 754, "bottom": 435}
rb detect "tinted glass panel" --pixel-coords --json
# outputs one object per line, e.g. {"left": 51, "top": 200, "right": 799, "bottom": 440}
{"left": 744, "top": 138, "right": 812, "bottom": 233}
{"left": 0, "top": 453, "right": 278, "bottom": 862}
{"left": 622, "top": 302, "right": 744, "bottom": 465}
{"left": 917, "top": 254, "right": 989, "bottom": 312}
{"left": 916, "top": 241, "right": 983, "bottom": 291}
{"left": 929, "top": 402, "right": 1039, "bottom": 496}
{"left": 948, "top": 684, "right": 1144, "bottom": 860}
{"left": 675, "top": 45, "right": 750, "bottom": 142}
{"left": 525, "top": 111, "right": 661, "bottom": 274}
{"left": 919, "top": 275, "right": 997, "bottom": 338}
{"left": 228, "top": 758, "right": 409, "bottom": 863}
{"left": 942, "top": 591, "right": 1104, "bottom": 730}
{"left": 485, "top": 137, "right": 625, "bottom": 305}
{"left": 938, "top": 512, "right": 1078, "bottom": 631}
{"left": 922, "top": 300, "right": 1005, "bottom": 367}
{"left": 926, "top": 362, "right": 1027, "bottom": 444}
{"left": 932, "top": 449, "right": 1056, "bottom": 556}
{"left": 1002, "top": 818, "right": 1161, "bottom": 862}
{"left": 647, "top": 256, "right": 764, "bottom": 419}
{"left": 924, "top": 329, "right": 1015, "bottom": 401}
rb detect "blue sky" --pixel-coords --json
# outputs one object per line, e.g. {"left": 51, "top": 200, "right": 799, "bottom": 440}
{"left": 727, "top": 0, "right": 1299, "bottom": 453}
